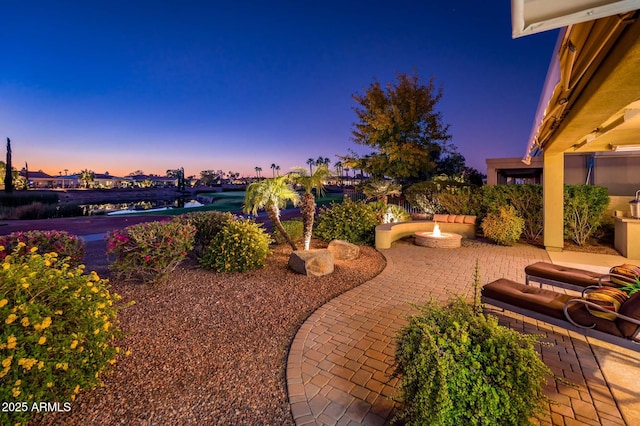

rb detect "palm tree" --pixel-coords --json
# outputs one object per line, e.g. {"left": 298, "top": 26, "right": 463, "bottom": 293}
{"left": 244, "top": 176, "right": 300, "bottom": 251}
{"left": 361, "top": 178, "right": 402, "bottom": 206}
{"left": 334, "top": 161, "right": 343, "bottom": 186}
{"left": 290, "top": 165, "right": 332, "bottom": 250}
{"left": 306, "top": 158, "right": 315, "bottom": 175}
{"left": 275, "top": 165, "right": 281, "bottom": 176}
{"left": 254, "top": 166, "right": 262, "bottom": 178}
{"left": 270, "top": 163, "right": 277, "bottom": 177}
{"left": 79, "top": 169, "right": 95, "bottom": 188}
{"left": 316, "top": 156, "right": 330, "bottom": 168}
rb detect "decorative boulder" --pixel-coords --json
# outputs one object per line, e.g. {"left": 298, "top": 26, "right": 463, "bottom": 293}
{"left": 288, "top": 249, "right": 334, "bottom": 277}
{"left": 327, "top": 239, "right": 360, "bottom": 260}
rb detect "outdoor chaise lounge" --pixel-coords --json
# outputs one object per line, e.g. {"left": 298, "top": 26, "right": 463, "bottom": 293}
{"left": 481, "top": 278, "right": 640, "bottom": 352}
{"left": 525, "top": 261, "right": 639, "bottom": 292}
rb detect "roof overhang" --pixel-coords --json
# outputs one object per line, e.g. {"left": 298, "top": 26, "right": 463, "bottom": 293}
{"left": 521, "top": 10, "right": 640, "bottom": 162}
{"left": 511, "top": 0, "right": 640, "bottom": 37}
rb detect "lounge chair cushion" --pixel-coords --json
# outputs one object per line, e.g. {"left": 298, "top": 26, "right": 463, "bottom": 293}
{"left": 585, "top": 287, "right": 629, "bottom": 320}
{"left": 609, "top": 264, "right": 640, "bottom": 286}
{"left": 525, "top": 261, "right": 612, "bottom": 288}
{"left": 618, "top": 292, "right": 640, "bottom": 338}
{"left": 482, "top": 279, "right": 623, "bottom": 336}
{"left": 482, "top": 278, "right": 573, "bottom": 320}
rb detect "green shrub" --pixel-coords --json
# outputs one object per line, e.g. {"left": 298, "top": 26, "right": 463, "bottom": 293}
{"left": 8, "top": 202, "right": 49, "bottom": 220}
{"left": 385, "top": 204, "right": 411, "bottom": 223}
{"left": 0, "top": 230, "right": 85, "bottom": 266}
{"left": 394, "top": 297, "right": 553, "bottom": 425}
{"left": 481, "top": 205, "right": 524, "bottom": 246}
{"left": 106, "top": 219, "right": 195, "bottom": 284}
{"left": 564, "top": 185, "right": 610, "bottom": 245}
{"left": 200, "top": 218, "right": 270, "bottom": 272}
{"left": 179, "top": 211, "right": 236, "bottom": 258}
{"left": 0, "top": 202, "right": 84, "bottom": 220}
{"left": 437, "top": 188, "right": 481, "bottom": 216}
{"left": 272, "top": 219, "right": 303, "bottom": 245}
{"left": 0, "top": 245, "right": 123, "bottom": 425}
{"left": 370, "top": 202, "right": 412, "bottom": 224}
{"left": 314, "top": 200, "right": 379, "bottom": 245}
{"left": 403, "top": 181, "right": 445, "bottom": 218}
{"left": 480, "top": 185, "right": 543, "bottom": 242}
{"left": 404, "top": 179, "right": 476, "bottom": 218}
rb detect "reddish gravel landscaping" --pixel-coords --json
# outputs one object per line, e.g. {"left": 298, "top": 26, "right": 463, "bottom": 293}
{"left": 30, "top": 240, "right": 386, "bottom": 425}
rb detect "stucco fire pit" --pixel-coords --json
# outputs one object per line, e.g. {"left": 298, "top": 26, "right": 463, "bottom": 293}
{"left": 414, "top": 222, "right": 462, "bottom": 248}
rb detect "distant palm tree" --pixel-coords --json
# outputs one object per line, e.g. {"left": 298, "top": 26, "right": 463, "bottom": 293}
{"left": 316, "top": 156, "right": 330, "bottom": 167}
{"left": 254, "top": 166, "right": 262, "bottom": 178}
{"left": 290, "top": 165, "right": 332, "bottom": 250}
{"left": 270, "top": 163, "right": 277, "bottom": 177}
{"left": 334, "top": 161, "right": 343, "bottom": 186}
{"left": 306, "top": 158, "right": 315, "bottom": 175}
{"left": 361, "top": 178, "right": 402, "bottom": 206}
{"left": 275, "top": 165, "right": 281, "bottom": 176}
{"left": 79, "top": 169, "right": 95, "bottom": 188}
{"left": 244, "top": 176, "right": 300, "bottom": 251}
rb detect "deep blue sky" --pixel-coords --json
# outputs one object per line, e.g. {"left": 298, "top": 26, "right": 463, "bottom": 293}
{"left": 1, "top": 1, "right": 559, "bottom": 178}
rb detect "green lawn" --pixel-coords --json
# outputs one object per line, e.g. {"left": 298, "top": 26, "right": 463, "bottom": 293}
{"left": 134, "top": 191, "right": 344, "bottom": 216}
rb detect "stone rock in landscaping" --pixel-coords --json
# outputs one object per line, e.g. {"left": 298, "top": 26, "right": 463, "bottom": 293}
{"left": 288, "top": 249, "right": 334, "bottom": 277}
{"left": 327, "top": 239, "right": 360, "bottom": 260}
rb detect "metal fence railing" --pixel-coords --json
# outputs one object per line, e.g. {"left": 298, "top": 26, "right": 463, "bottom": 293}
{"left": 343, "top": 190, "right": 424, "bottom": 215}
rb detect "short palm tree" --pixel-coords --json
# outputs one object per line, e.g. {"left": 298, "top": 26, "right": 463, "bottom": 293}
{"left": 244, "top": 176, "right": 300, "bottom": 251}
{"left": 290, "top": 165, "right": 332, "bottom": 250}
{"left": 361, "top": 178, "right": 402, "bottom": 206}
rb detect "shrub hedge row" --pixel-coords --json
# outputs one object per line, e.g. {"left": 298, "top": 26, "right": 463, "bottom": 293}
{"left": 405, "top": 182, "right": 610, "bottom": 245}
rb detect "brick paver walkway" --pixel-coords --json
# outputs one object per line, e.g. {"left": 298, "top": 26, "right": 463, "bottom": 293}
{"left": 287, "top": 238, "right": 630, "bottom": 425}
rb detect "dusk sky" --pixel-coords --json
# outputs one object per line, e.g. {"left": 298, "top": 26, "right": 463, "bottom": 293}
{"left": 1, "top": 1, "right": 559, "bottom": 178}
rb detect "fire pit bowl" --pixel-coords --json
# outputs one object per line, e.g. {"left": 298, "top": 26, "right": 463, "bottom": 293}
{"left": 414, "top": 223, "right": 462, "bottom": 248}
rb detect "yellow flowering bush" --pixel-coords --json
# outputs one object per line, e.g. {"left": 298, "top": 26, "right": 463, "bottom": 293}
{"left": 0, "top": 244, "right": 123, "bottom": 425}
{"left": 200, "top": 218, "right": 270, "bottom": 272}
{"left": 177, "top": 211, "right": 235, "bottom": 259}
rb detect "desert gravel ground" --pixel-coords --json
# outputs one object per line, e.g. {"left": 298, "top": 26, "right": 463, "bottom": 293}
{"left": 32, "top": 240, "right": 386, "bottom": 425}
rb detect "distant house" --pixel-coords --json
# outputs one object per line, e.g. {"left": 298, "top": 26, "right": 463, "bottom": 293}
{"left": 124, "top": 174, "right": 179, "bottom": 188}
{"left": 93, "top": 172, "right": 126, "bottom": 188}
{"left": 19, "top": 169, "right": 58, "bottom": 188}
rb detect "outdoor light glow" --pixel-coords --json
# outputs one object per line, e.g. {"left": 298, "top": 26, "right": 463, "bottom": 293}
{"left": 433, "top": 222, "right": 442, "bottom": 237}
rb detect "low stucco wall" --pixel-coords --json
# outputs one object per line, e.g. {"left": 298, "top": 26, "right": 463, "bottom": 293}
{"left": 375, "top": 219, "right": 476, "bottom": 249}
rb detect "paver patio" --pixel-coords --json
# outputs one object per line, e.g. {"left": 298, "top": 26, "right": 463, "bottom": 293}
{"left": 287, "top": 238, "right": 640, "bottom": 425}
